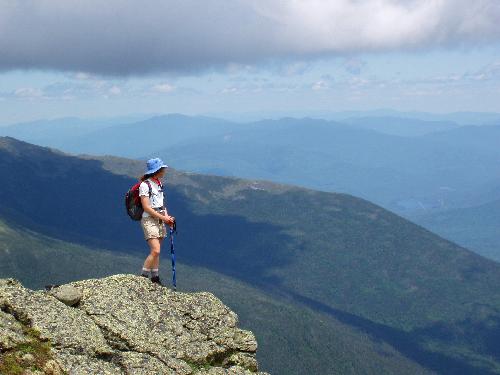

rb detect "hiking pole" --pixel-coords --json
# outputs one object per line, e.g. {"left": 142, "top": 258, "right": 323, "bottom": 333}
{"left": 169, "top": 220, "right": 177, "bottom": 291}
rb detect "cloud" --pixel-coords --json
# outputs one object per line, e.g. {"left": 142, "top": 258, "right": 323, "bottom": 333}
{"left": 279, "top": 62, "right": 312, "bottom": 77}
{"left": 13, "top": 87, "right": 44, "bottom": 98}
{"left": 151, "top": 83, "right": 176, "bottom": 93}
{"left": 221, "top": 87, "right": 238, "bottom": 94}
{"left": 41, "top": 78, "right": 119, "bottom": 98}
{"left": 0, "top": 0, "right": 499, "bottom": 76}
{"left": 312, "top": 80, "right": 329, "bottom": 91}
{"left": 472, "top": 61, "right": 500, "bottom": 81}
{"left": 108, "top": 86, "right": 122, "bottom": 95}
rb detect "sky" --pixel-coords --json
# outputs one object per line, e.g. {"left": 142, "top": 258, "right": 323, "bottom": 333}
{"left": 1, "top": 0, "right": 500, "bottom": 124}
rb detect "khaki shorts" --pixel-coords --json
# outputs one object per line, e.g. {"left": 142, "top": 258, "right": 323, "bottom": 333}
{"left": 140, "top": 216, "right": 166, "bottom": 240}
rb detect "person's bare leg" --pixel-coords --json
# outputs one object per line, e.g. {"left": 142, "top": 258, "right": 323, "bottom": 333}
{"left": 151, "top": 237, "right": 164, "bottom": 270}
{"left": 143, "top": 238, "right": 161, "bottom": 271}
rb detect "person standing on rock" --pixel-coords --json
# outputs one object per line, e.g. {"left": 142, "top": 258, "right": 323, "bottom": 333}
{"left": 139, "top": 158, "right": 175, "bottom": 285}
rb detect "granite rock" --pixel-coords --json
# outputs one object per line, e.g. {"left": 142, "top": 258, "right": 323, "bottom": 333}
{"left": 48, "top": 284, "right": 83, "bottom": 306}
{"left": 0, "top": 274, "right": 269, "bottom": 375}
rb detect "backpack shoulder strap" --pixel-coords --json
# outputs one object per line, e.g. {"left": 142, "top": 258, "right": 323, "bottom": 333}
{"left": 144, "top": 180, "right": 152, "bottom": 197}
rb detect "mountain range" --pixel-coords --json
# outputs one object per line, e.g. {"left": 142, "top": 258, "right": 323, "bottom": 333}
{"left": 2, "top": 114, "right": 499, "bottom": 210}
{"left": 1, "top": 113, "right": 499, "bottom": 261}
{"left": 2, "top": 136, "right": 500, "bottom": 374}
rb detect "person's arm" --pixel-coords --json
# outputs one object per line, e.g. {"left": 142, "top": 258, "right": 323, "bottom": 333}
{"left": 140, "top": 195, "right": 175, "bottom": 225}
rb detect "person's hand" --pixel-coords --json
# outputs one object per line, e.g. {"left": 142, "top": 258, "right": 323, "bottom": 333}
{"left": 163, "top": 215, "right": 175, "bottom": 227}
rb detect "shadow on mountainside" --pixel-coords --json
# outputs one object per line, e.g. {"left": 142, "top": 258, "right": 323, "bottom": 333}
{"left": 0, "top": 146, "right": 297, "bottom": 287}
{"left": 284, "top": 290, "right": 500, "bottom": 375}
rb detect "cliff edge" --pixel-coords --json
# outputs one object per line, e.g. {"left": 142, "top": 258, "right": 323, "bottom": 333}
{"left": 0, "top": 274, "right": 269, "bottom": 374}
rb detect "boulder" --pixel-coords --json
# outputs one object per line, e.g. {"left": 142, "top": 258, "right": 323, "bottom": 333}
{"left": 48, "top": 284, "right": 83, "bottom": 306}
{"left": 0, "top": 274, "right": 269, "bottom": 375}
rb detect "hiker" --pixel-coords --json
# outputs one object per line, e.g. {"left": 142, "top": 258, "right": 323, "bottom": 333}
{"left": 138, "top": 158, "right": 175, "bottom": 285}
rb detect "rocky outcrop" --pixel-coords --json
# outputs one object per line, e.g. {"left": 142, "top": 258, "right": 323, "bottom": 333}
{"left": 0, "top": 274, "right": 269, "bottom": 374}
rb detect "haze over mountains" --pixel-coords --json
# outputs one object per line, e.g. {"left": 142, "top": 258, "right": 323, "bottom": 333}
{"left": 414, "top": 199, "right": 500, "bottom": 261}
{"left": 207, "top": 110, "right": 500, "bottom": 126}
{"left": 1, "top": 111, "right": 499, "bottom": 260}
{"left": 2, "top": 136, "right": 500, "bottom": 374}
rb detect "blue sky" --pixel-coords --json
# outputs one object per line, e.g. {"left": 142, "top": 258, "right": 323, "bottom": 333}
{"left": 1, "top": 1, "right": 499, "bottom": 124}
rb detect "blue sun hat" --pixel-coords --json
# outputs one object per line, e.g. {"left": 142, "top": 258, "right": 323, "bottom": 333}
{"left": 145, "top": 157, "right": 168, "bottom": 175}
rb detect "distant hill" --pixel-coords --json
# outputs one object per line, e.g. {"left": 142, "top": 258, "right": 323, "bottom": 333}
{"left": 216, "top": 109, "right": 500, "bottom": 125}
{"left": 0, "top": 116, "right": 148, "bottom": 151}
{"left": 0, "top": 113, "right": 239, "bottom": 157}
{"left": 414, "top": 199, "right": 500, "bottom": 261}
{"left": 343, "top": 116, "right": 459, "bottom": 136}
{"left": 2, "top": 136, "right": 500, "bottom": 374}
{"left": 328, "top": 110, "right": 500, "bottom": 126}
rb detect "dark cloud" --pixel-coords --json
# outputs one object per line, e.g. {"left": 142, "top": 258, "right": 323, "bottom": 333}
{"left": 1, "top": 0, "right": 499, "bottom": 77}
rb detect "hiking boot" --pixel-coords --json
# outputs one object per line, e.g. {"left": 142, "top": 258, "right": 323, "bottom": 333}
{"left": 151, "top": 276, "right": 163, "bottom": 286}
{"left": 139, "top": 273, "right": 149, "bottom": 278}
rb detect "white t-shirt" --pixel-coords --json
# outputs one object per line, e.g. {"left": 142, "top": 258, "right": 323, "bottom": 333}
{"left": 139, "top": 179, "right": 165, "bottom": 218}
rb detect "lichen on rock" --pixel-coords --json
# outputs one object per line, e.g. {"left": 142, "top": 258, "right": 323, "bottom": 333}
{"left": 0, "top": 274, "right": 269, "bottom": 375}
{"left": 0, "top": 309, "right": 30, "bottom": 350}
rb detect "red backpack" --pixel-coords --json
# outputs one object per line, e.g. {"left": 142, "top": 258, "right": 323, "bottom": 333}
{"left": 125, "top": 180, "right": 152, "bottom": 221}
